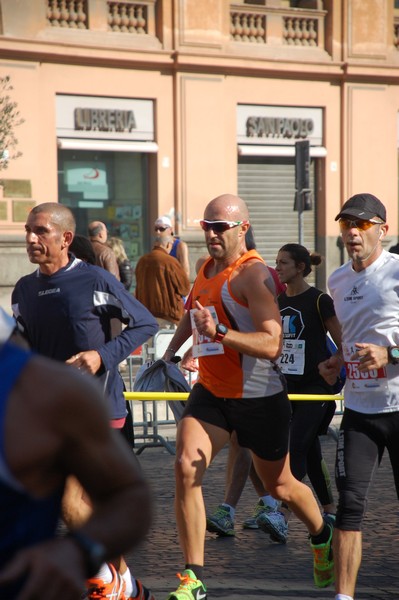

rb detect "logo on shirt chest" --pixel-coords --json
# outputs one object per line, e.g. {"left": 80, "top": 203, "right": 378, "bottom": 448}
{"left": 344, "top": 285, "right": 363, "bottom": 302}
{"left": 280, "top": 307, "right": 304, "bottom": 339}
{"left": 38, "top": 288, "right": 60, "bottom": 296}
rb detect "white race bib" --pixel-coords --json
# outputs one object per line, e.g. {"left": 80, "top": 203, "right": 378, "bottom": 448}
{"left": 278, "top": 340, "right": 305, "bottom": 375}
{"left": 343, "top": 342, "right": 388, "bottom": 392}
{"left": 190, "top": 306, "right": 225, "bottom": 358}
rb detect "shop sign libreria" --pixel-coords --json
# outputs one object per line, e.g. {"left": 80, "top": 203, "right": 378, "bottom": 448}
{"left": 56, "top": 95, "right": 155, "bottom": 141}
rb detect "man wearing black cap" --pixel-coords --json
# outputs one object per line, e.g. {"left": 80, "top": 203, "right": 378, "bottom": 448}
{"left": 319, "top": 193, "right": 399, "bottom": 600}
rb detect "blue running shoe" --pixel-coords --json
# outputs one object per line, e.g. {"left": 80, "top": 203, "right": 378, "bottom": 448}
{"left": 256, "top": 510, "right": 288, "bottom": 544}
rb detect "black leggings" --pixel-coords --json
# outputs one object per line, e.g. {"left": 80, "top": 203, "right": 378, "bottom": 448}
{"left": 288, "top": 381, "right": 336, "bottom": 507}
{"left": 335, "top": 408, "right": 399, "bottom": 530}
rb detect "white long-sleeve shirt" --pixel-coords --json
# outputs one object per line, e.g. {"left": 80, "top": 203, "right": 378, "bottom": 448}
{"left": 328, "top": 250, "right": 399, "bottom": 414}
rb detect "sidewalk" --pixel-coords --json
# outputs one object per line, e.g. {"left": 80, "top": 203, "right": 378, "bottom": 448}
{"left": 125, "top": 421, "right": 399, "bottom": 600}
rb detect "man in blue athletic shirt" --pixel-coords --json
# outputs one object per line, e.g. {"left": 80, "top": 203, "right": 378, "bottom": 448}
{"left": 0, "top": 308, "right": 151, "bottom": 599}
{"left": 12, "top": 203, "right": 158, "bottom": 425}
{"left": 11, "top": 203, "right": 158, "bottom": 600}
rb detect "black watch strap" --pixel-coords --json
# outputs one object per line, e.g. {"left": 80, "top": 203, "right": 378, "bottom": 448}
{"left": 388, "top": 346, "right": 399, "bottom": 365}
{"left": 67, "top": 531, "right": 106, "bottom": 577}
{"left": 214, "top": 323, "right": 228, "bottom": 343}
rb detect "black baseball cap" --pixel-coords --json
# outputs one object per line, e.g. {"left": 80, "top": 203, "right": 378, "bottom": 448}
{"left": 335, "top": 193, "right": 386, "bottom": 222}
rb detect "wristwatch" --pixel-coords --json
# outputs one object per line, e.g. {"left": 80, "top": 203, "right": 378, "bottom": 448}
{"left": 67, "top": 531, "right": 106, "bottom": 577}
{"left": 214, "top": 323, "right": 228, "bottom": 343}
{"left": 388, "top": 346, "right": 399, "bottom": 365}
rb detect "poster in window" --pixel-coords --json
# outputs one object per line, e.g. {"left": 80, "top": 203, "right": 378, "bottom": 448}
{"left": 64, "top": 161, "right": 108, "bottom": 200}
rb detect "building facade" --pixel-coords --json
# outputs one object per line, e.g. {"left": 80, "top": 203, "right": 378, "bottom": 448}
{"left": 0, "top": 0, "right": 399, "bottom": 307}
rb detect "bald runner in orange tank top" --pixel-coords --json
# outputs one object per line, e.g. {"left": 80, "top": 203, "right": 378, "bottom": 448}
{"left": 192, "top": 249, "right": 282, "bottom": 398}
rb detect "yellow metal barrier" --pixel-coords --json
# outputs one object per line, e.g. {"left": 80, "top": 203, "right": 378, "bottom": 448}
{"left": 124, "top": 392, "right": 343, "bottom": 401}
{"left": 124, "top": 391, "right": 343, "bottom": 454}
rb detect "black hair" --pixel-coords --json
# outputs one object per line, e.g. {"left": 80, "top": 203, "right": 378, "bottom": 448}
{"left": 70, "top": 234, "right": 96, "bottom": 265}
{"left": 279, "top": 243, "right": 322, "bottom": 277}
{"left": 245, "top": 225, "right": 257, "bottom": 251}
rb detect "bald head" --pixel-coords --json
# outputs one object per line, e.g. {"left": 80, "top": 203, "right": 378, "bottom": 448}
{"left": 31, "top": 203, "right": 76, "bottom": 234}
{"left": 88, "top": 221, "right": 107, "bottom": 241}
{"left": 204, "top": 194, "right": 249, "bottom": 222}
{"left": 201, "top": 194, "right": 250, "bottom": 261}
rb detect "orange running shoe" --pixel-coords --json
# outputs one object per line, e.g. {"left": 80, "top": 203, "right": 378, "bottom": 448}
{"left": 85, "top": 563, "right": 126, "bottom": 599}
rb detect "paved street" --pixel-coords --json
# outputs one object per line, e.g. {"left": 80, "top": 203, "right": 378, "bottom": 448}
{"left": 125, "top": 417, "right": 399, "bottom": 600}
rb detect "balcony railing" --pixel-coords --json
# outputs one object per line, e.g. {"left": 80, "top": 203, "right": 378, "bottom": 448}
{"left": 46, "top": 0, "right": 154, "bottom": 35}
{"left": 283, "top": 15, "right": 318, "bottom": 46}
{"left": 230, "top": 4, "right": 326, "bottom": 50}
{"left": 230, "top": 11, "right": 266, "bottom": 43}
{"left": 107, "top": 1, "right": 149, "bottom": 34}
{"left": 46, "top": 0, "right": 88, "bottom": 29}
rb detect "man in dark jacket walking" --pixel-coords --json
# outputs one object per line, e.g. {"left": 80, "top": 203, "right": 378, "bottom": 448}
{"left": 135, "top": 236, "right": 191, "bottom": 327}
{"left": 88, "top": 220, "right": 120, "bottom": 281}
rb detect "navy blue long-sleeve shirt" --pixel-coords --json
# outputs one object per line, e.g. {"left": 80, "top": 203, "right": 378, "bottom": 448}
{"left": 12, "top": 256, "right": 158, "bottom": 419}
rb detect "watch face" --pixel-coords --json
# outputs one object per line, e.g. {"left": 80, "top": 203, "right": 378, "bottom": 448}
{"left": 391, "top": 347, "right": 399, "bottom": 359}
{"left": 217, "top": 324, "right": 228, "bottom": 335}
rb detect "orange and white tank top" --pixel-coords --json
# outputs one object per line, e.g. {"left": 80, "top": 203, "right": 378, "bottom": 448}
{"left": 190, "top": 250, "right": 283, "bottom": 399}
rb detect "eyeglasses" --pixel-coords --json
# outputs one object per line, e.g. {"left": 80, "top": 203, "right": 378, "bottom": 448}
{"left": 154, "top": 226, "right": 169, "bottom": 232}
{"left": 338, "top": 218, "right": 384, "bottom": 231}
{"left": 199, "top": 220, "right": 248, "bottom": 233}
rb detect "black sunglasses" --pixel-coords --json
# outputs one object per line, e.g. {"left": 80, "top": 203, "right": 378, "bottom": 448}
{"left": 154, "top": 226, "right": 169, "bottom": 232}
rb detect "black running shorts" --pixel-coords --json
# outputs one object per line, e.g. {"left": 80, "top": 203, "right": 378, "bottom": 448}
{"left": 182, "top": 383, "right": 292, "bottom": 461}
